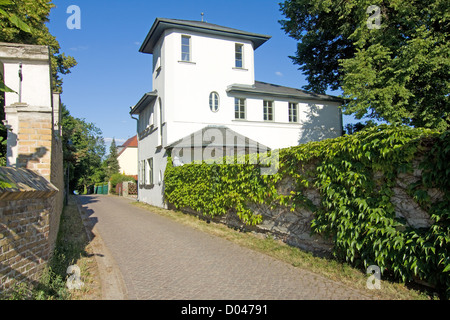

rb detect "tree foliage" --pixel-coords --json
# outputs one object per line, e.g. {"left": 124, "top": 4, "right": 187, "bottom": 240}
{"left": 61, "top": 104, "right": 106, "bottom": 193}
{"left": 279, "top": 0, "right": 449, "bottom": 130}
{"left": 105, "top": 138, "right": 120, "bottom": 179}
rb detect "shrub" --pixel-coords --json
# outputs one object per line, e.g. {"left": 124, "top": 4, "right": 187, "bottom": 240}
{"left": 165, "top": 125, "right": 449, "bottom": 298}
{"left": 109, "top": 173, "right": 136, "bottom": 193}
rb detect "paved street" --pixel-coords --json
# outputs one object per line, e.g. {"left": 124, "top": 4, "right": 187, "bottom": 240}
{"left": 77, "top": 194, "right": 378, "bottom": 300}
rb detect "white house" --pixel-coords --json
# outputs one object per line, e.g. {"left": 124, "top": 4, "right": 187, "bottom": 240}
{"left": 117, "top": 135, "right": 138, "bottom": 178}
{"left": 130, "top": 18, "right": 343, "bottom": 208}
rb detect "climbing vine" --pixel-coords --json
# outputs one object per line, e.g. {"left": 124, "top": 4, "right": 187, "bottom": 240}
{"left": 164, "top": 125, "right": 449, "bottom": 297}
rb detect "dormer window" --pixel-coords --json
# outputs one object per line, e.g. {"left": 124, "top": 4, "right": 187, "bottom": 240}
{"left": 235, "top": 43, "right": 243, "bottom": 68}
{"left": 181, "top": 35, "right": 191, "bottom": 61}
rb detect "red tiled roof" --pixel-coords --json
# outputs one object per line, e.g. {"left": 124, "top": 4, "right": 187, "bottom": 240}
{"left": 121, "top": 135, "right": 138, "bottom": 148}
{"left": 118, "top": 135, "right": 138, "bottom": 157}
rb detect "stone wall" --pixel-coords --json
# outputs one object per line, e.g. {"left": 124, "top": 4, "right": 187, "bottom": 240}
{"left": 0, "top": 168, "right": 58, "bottom": 290}
{"left": 170, "top": 159, "right": 441, "bottom": 259}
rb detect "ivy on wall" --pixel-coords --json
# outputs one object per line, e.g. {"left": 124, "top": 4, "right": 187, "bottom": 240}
{"left": 164, "top": 125, "right": 449, "bottom": 297}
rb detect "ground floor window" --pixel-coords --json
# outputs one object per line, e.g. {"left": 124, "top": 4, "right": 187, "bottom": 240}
{"left": 235, "top": 98, "right": 246, "bottom": 119}
{"left": 289, "top": 102, "right": 298, "bottom": 123}
{"left": 263, "top": 100, "right": 274, "bottom": 121}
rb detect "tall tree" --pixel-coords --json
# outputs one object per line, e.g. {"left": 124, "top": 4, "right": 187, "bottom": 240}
{"left": 279, "top": 0, "right": 449, "bottom": 130}
{"left": 105, "top": 138, "right": 120, "bottom": 179}
{"left": 61, "top": 104, "right": 106, "bottom": 193}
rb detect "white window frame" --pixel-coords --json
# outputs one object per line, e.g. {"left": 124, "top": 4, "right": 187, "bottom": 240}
{"left": 288, "top": 102, "right": 298, "bottom": 123}
{"left": 209, "top": 92, "right": 220, "bottom": 112}
{"left": 157, "top": 98, "right": 163, "bottom": 146}
{"left": 235, "top": 98, "right": 246, "bottom": 120}
{"left": 181, "top": 35, "right": 191, "bottom": 62}
{"left": 145, "top": 158, "right": 154, "bottom": 185}
{"left": 263, "top": 100, "right": 274, "bottom": 121}
{"left": 139, "top": 160, "right": 145, "bottom": 185}
{"left": 235, "top": 43, "right": 244, "bottom": 68}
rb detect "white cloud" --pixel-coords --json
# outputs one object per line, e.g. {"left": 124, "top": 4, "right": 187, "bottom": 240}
{"left": 104, "top": 137, "right": 126, "bottom": 145}
{"left": 275, "top": 71, "right": 283, "bottom": 77}
{"left": 69, "top": 45, "right": 89, "bottom": 51}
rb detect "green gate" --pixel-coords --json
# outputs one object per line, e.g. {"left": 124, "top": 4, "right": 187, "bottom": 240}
{"left": 95, "top": 183, "right": 109, "bottom": 194}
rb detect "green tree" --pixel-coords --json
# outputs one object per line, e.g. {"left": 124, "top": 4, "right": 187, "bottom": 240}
{"left": 61, "top": 104, "right": 106, "bottom": 194}
{"left": 279, "top": 0, "right": 449, "bottom": 130}
{"left": 105, "top": 138, "right": 120, "bottom": 179}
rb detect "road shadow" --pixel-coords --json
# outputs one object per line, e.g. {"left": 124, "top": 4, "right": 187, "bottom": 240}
{"left": 75, "top": 195, "right": 100, "bottom": 245}
{"left": 73, "top": 194, "right": 128, "bottom": 299}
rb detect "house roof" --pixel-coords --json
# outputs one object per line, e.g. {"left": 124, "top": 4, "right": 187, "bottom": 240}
{"left": 120, "top": 135, "right": 138, "bottom": 148}
{"left": 118, "top": 135, "right": 138, "bottom": 157}
{"left": 166, "top": 125, "right": 270, "bottom": 150}
{"left": 227, "top": 81, "right": 343, "bottom": 103}
{"left": 140, "top": 18, "right": 271, "bottom": 54}
{"left": 130, "top": 91, "right": 158, "bottom": 115}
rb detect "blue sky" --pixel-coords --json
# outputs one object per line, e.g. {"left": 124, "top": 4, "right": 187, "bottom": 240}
{"left": 48, "top": 0, "right": 354, "bottom": 149}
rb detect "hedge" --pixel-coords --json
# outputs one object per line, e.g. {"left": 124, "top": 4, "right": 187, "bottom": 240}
{"left": 164, "top": 125, "right": 449, "bottom": 297}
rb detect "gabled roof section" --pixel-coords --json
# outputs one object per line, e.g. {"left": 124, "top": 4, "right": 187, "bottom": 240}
{"left": 130, "top": 91, "right": 158, "bottom": 115}
{"left": 166, "top": 125, "right": 270, "bottom": 150}
{"left": 227, "top": 81, "right": 343, "bottom": 103}
{"left": 140, "top": 18, "right": 271, "bottom": 54}
{"left": 120, "top": 135, "right": 138, "bottom": 149}
{"left": 118, "top": 135, "right": 138, "bottom": 157}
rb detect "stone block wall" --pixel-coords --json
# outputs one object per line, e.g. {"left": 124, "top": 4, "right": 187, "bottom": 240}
{"left": 0, "top": 168, "right": 58, "bottom": 291}
{"left": 170, "top": 160, "right": 441, "bottom": 259}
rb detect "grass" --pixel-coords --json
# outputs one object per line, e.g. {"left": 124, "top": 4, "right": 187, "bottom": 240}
{"left": 132, "top": 201, "right": 435, "bottom": 300}
{"left": 1, "top": 195, "right": 101, "bottom": 300}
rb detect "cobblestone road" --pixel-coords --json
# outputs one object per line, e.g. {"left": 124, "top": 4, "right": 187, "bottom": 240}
{"left": 77, "top": 195, "right": 379, "bottom": 300}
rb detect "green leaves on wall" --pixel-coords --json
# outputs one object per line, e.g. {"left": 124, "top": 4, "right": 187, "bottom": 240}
{"left": 165, "top": 125, "right": 449, "bottom": 297}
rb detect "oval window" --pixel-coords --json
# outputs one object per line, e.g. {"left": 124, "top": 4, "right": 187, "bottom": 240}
{"left": 209, "top": 92, "right": 219, "bottom": 112}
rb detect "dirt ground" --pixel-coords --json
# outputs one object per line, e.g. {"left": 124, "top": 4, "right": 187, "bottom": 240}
{"left": 71, "top": 195, "right": 127, "bottom": 300}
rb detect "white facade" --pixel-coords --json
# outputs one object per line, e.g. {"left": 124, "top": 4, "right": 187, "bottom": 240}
{"left": 131, "top": 19, "right": 343, "bottom": 208}
{"left": 118, "top": 146, "right": 138, "bottom": 176}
